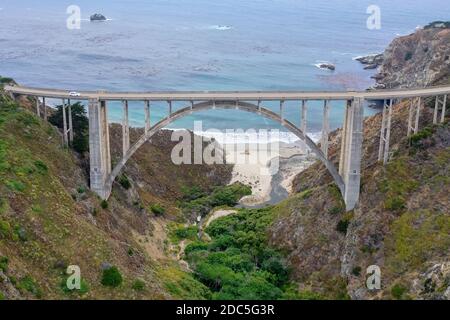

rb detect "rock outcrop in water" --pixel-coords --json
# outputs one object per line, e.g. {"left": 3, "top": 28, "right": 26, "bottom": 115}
{"left": 90, "top": 13, "right": 107, "bottom": 21}
{"left": 354, "top": 54, "right": 384, "bottom": 70}
{"left": 374, "top": 23, "right": 450, "bottom": 89}
{"left": 317, "top": 63, "right": 336, "bottom": 71}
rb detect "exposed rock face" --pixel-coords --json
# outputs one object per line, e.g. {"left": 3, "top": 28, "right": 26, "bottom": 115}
{"left": 375, "top": 25, "right": 450, "bottom": 88}
{"left": 271, "top": 101, "right": 450, "bottom": 300}
{"left": 317, "top": 63, "right": 336, "bottom": 71}
{"left": 355, "top": 54, "right": 384, "bottom": 70}
{"left": 90, "top": 13, "right": 107, "bottom": 21}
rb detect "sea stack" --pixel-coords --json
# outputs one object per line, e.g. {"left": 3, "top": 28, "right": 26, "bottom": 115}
{"left": 90, "top": 13, "right": 107, "bottom": 21}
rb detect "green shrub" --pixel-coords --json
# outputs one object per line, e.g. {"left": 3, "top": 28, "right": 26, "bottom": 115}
{"left": 5, "top": 180, "right": 25, "bottom": 192}
{"left": 60, "top": 277, "right": 89, "bottom": 295}
{"left": 100, "top": 200, "right": 108, "bottom": 209}
{"left": 17, "top": 276, "right": 42, "bottom": 298}
{"left": 336, "top": 219, "right": 350, "bottom": 234}
{"left": 0, "top": 256, "right": 8, "bottom": 272}
{"left": 77, "top": 186, "right": 86, "bottom": 194}
{"left": 385, "top": 195, "right": 406, "bottom": 211}
{"left": 352, "top": 266, "right": 362, "bottom": 276}
{"left": 409, "top": 126, "right": 434, "bottom": 148}
{"left": 33, "top": 160, "right": 48, "bottom": 174}
{"left": 101, "top": 266, "right": 123, "bottom": 288}
{"left": 173, "top": 226, "right": 198, "bottom": 241}
{"left": 150, "top": 204, "right": 165, "bottom": 216}
{"left": 391, "top": 283, "right": 408, "bottom": 299}
{"left": 0, "top": 220, "right": 12, "bottom": 239}
{"left": 132, "top": 279, "right": 145, "bottom": 291}
{"left": 117, "top": 174, "right": 131, "bottom": 190}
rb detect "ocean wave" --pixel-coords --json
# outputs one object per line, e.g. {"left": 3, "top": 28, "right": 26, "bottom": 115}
{"left": 170, "top": 129, "right": 322, "bottom": 144}
{"left": 352, "top": 53, "right": 380, "bottom": 61}
{"left": 208, "top": 25, "right": 233, "bottom": 31}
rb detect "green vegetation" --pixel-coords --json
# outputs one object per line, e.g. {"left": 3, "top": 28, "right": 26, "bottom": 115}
{"left": 101, "top": 266, "right": 123, "bottom": 288}
{"left": 378, "top": 157, "right": 419, "bottom": 213}
{"left": 336, "top": 212, "right": 353, "bottom": 235}
{"left": 184, "top": 207, "right": 300, "bottom": 300}
{"left": 0, "top": 256, "right": 8, "bottom": 272}
{"left": 170, "top": 225, "right": 199, "bottom": 243}
{"left": 391, "top": 283, "right": 408, "bottom": 299}
{"left": 150, "top": 203, "right": 165, "bottom": 216}
{"left": 351, "top": 266, "right": 362, "bottom": 277}
{"left": 424, "top": 21, "right": 450, "bottom": 29}
{"left": 60, "top": 276, "right": 90, "bottom": 296}
{"left": 131, "top": 279, "right": 145, "bottom": 291}
{"left": 386, "top": 210, "right": 450, "bottom": 273}
{"left": 100, "top": 200, "right": 108, "bottom": 209}
{"left": 180, "top": 183, "right": 251, "bottom": 218}
{"left": 117, "top": 174, "right": 131, "bottom": 190}
{"left": 48, "top": 102, "right": 89, "bottom": 153}
{"left": 17, "top": 275, "right": 42, "bottom": 298}
{"left": 409, "top": 126, "right": 434, "bottom": 149}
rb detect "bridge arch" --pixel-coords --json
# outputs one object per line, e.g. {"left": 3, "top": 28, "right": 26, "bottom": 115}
{"left": 105, "top": 100, "right": 345, "bottom": 196}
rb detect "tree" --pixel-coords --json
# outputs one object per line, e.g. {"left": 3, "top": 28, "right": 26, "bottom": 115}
{"left": 48, "top": 102, "right": 89, "bottom": 153}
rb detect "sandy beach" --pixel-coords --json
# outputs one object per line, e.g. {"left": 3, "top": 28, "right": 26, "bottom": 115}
{"left": 221, "top": 139, "right": 316, "bottom": 206}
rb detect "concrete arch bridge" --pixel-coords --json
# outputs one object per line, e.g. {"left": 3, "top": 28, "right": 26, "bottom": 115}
{"left": 5, "top": 85, "right": 450, "bottom": 211}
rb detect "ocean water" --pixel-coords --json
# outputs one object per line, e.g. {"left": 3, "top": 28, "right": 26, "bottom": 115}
{"left": 1, "top": 0, "right": 449, "bottom": 139}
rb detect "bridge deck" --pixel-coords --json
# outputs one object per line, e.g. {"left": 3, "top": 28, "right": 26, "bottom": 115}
{"left": 5, "top": 85, "right": 450, "bottom": 101}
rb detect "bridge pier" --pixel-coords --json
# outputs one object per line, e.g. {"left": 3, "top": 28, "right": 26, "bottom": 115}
{"left": 342, "top": 98, "right": 364, "bottom": 211}
{"left": 36, "top": 97, "right": 41, "bottom": 118}
{"left": 378, "top": 99, "right": 392, "bottom": 164}
{"left": 301, "top": 100, "right": 307, "bottom": 134}
{"left": 68, "top": 99, "right": 73, "bottom": 143}
{"left": 88, "top": 99, "right": 112, "bottom": 199}
{"left": 43, "top": 97, "right": 47, "bottom": 121}
{"left": 122, "top": 100, "right": 130, "bottom": 156}
{"left": 145, "top": 100, "right": 150, "bottom": 134}
{"left": 414, "top": 97, "right": 421, "bottom": 134}
{"left": 321, "top": 100, "right": 330, "bottom": 158}
{"left": 434, "top": 95, "right": 447, "bottom": 124}
{"left": 441, "top": 95, "right": 447, "bottom": 123}
{"left": 62, "top": 99, "right": 68, "bottom": 146}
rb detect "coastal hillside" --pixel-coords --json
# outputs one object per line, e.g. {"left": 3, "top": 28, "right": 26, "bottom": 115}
{"left": 0, "top": 80, "right": 232, "bottom": 300}
{"left": 270, "top": 24, "right": 450, "bottom": 299}
{"left": 374, "top": 21, "right": 450, "bottom": 88}
{"left": 270, "top": 100, "right": 449, "bottom": 299}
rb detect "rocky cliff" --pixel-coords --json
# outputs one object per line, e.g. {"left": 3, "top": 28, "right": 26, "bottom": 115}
{"left": 374, "top": 22, "right": 450, "bottom": 89}
{"left": 270, "top": 100, "right": 449, "bottom": 300}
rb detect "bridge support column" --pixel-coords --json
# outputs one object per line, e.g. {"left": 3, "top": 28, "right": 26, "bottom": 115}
{"left": 301, "top": 100, "right": 307, "bottom": 134}
{"left": 43, "top": 97, "right": 47, "bottom": 121}
{"left": 440, "top": 95, "right": 447, "bottom": 123}
{"left": 62, "top": 99, "right": 68, "bottom": 146}
{"left": 68, "top": 99, "right": 73, "bottom": 143}
{"left": 88, "top": 99, "right": 112, "bottom": 199}
{"left": 145, "top": 101, "right": 150, "bottom": 133}
{"left": 36, "top": 97, "right": 40, "bottom": 118}
{"left": 280, "top": 100, "right": 285, "bottom": 122}
{"left": 414, "top": 97, "right": 421, "bottom": 134}
{"left": 343, "top": 97, "right": 364, "bottom": 211}
{"left": 122, "top": 101, "right": 130, "bottom": 156}
{"left": 339, "top": 100, "right": 352, "bottom": 176}
{"left": 407, "top": 98, "right": 414, "bottom": 137}
{"left": 378, "top": 99, "right": 392, "bottom": 164}
{"left": 321, "top": 100, "right": 330, "bottom": 158}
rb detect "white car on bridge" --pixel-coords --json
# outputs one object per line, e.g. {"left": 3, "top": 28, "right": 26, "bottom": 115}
{"left": 68, "top": 91, "right": 81, "bottom": 97}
